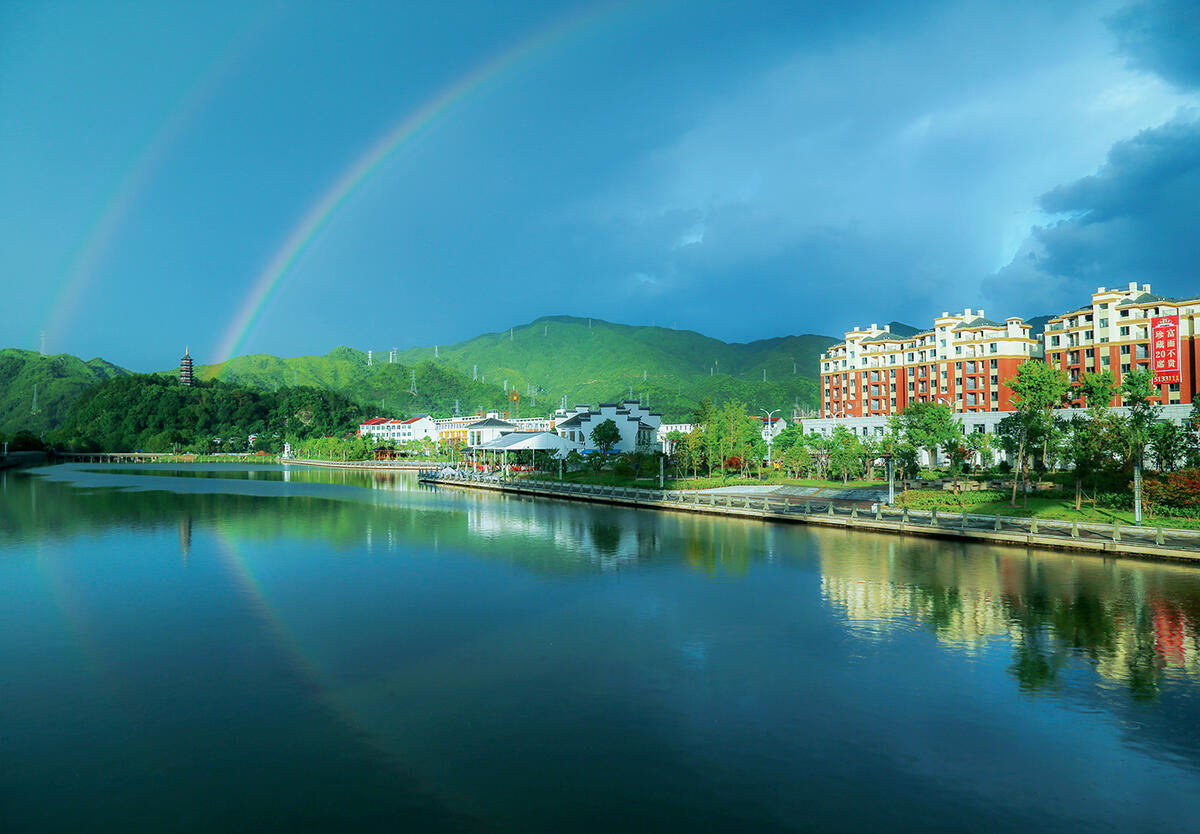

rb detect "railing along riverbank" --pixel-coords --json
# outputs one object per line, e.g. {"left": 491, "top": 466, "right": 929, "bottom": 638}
{"left": 418, "top": 470, "right": 1200, "bottom": 564}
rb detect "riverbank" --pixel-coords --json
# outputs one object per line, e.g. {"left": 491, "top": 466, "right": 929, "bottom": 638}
{"left": 419, "top": 471, "right": 1200, "bottom": 564}
{"left": 286, "top": 457, "right": 443, "bottom": 470}
{"left": 0, "top": 451, "right": 48, "bottom": 470}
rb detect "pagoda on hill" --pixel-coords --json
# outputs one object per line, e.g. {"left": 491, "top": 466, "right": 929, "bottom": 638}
{"left": 180, "top": 347, "right": 194, "bottom": 386}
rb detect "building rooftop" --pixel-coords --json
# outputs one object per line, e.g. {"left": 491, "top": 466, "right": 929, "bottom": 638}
{"left": 465, "top": 417, "right": 516, "bottom": 429}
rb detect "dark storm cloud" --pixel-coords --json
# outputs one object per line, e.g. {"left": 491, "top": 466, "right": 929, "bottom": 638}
{"left": 1108, "top": 0, "right": 1200, "bottom": 89}
{"left": 986, "top": 116, "right": 1200, "bottom": 314}
{"left": 984, "top": 0, "right": 1200, "bottom": 319}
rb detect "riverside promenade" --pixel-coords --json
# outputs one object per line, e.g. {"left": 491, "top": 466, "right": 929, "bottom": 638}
{"left": 419, "top": 470, "right": 1200, "bottom": 564}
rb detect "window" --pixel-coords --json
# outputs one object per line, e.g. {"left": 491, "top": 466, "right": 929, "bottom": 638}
{"left": 1119, "top": 326, "right": 1130, "bottom": 337}
{"left": 990, "top": 343, "right": 998, "bottom": 353}
{"left": 1051, "top": 335, "right": 1060, "bottom": 346}
{"left": 1099, "top": 318, "right": 1108, "bottom": 327}
{"left": 1085, "top": 348, "right": 1094, "bottom": 358}
{"left": 989, "top": 359, "right": 998, "bottom": 369}
{"left": 1120, "top": 345, "right": 1131, "bottom": 355}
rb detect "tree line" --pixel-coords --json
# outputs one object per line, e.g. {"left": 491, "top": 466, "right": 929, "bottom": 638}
{"left": 47, "top": 374, "right": 365, "bottom": 453}
{"left": 663, "top": 367, "right": 1200, "bottom": 510}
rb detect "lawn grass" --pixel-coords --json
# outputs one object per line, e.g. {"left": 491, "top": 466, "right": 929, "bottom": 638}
{"left": 894, "top": 490, "right": 1200, "bottom": 530}
{"left": 517, "top": 470, "right": 888, "bottom": 491}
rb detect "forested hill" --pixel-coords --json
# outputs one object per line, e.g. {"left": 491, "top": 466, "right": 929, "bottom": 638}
{"left": 192, "top": 350, "right": 511, "bottom": 418}
{"left": 393, "top": 316, "right": 838, "bottom": 419}
{"left": 51, "top": 374, "right": 364, "bottom": 452}
{"left": 0, "top": 348, "right": 129, "bottom": 435}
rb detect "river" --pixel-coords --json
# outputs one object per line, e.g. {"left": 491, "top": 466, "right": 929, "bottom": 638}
{"left": 2, "top": 464, "right": 1199, "bottom": 832}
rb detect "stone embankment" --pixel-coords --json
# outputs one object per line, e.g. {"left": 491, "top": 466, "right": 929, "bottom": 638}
{"left": 418, "top": 471, "right": 1200, "bottom": 564}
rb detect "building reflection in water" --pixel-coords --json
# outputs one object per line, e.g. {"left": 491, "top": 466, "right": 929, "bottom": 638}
{"left": 818, "top": 534, "right": 1200, "bottom": 696}
{"left": 178, "top": 514, "right": 192, "bottom": 564}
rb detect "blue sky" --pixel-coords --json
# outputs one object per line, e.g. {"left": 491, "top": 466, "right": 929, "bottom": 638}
{"left": 1, "top": 0, "right": 1197, "bottom": 370}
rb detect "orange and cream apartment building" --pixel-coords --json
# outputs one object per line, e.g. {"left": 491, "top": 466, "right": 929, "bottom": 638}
{"left": 810, "top": 282, "right": 1198, "bottom": 450}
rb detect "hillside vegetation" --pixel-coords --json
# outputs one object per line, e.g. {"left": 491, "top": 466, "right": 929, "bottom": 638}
{"left": 193, "top": 352, "right": 511, "bottom": 418}
{"left": 0, "top": 348, "right": 129, "bottom": 436}
{"left": 394, "top": 316, "right": 836, "bottom": 419}
{"left": 51, "top": 374, "right": 364, "bottom": 452}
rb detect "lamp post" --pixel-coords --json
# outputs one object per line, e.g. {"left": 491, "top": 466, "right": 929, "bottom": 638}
{"left": 762, "top": 408, "right": 780, "bottom": 471}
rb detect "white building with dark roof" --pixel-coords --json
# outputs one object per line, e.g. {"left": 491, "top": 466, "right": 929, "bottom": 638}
{"left": 554, "top": 400, "right": 662, "bottom": 453}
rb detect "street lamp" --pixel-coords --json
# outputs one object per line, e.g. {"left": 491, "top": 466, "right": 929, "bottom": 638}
{"left": 880, "top": 452, "right": 895, "bottom": 506}
{"left": 762, "top": 408, "right": 780, "bottom": 471}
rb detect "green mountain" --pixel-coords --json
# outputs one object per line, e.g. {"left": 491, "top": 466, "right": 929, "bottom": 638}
{"left": 0, "top": 348, "right": 129, "bottom": 436}
{"left": 2, "top": 316, "right": 837, "bottom": 440}
{"left": 394, "top": 316, "right": 837, "bottom": 420}
{"left": 192, "top": 351, "right": 511, "bottom": 418}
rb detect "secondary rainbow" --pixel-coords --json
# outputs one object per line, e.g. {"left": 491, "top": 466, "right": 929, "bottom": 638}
{"left": 215, "top": 0, "right": 633, "bottom": 366}
{"left": 39, "top": 9, "right": 275, "bottom": 352}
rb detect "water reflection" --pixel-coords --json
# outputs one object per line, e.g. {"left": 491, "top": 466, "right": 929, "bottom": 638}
{"left": 818, "top": 534, "right": 1200, "bottom": 697}
{"left": 5, "top": 465, "right": 1200, "bottom": 831}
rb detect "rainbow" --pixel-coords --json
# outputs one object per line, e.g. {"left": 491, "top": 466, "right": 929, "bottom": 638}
{"left": 39, "top": 9, "right": 276, "bottom": 352}
{"left": 214, "top": 0, "right": 635, "bottom": 366}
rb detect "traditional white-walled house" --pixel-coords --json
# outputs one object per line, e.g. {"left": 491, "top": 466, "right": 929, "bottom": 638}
{"left": 554, "top": 401, "right": 662, "bottom": 453}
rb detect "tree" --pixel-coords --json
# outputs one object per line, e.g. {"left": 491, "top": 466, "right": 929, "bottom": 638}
{"left": 780, "top": 443, "right": 812, "bottom": 479}
{"left": 965, "top": 430, "right": 994, "bottom": 476}
{"left": 944, "top": 425, "right": 970, "bottom": 495}
{"left": 1150, "top": 421, "right": 1185, "bottom": 472}
{"left": 828, "top": 425, "right": 862, "bottom": 484}
{"left": 1004, "top": 362, "right": 1070, "bottom": 506}
{"left": 590, "top": 419, "right": 621, "bottom": 458}
{"left": 892, "top": 402, "right": 958, "bottom": 469}
{"left": 1186, "top": 399, "right": 1200, "bottom": 469}
{"left": 1119, "top": 368, "right": 1161, "bottom": 519}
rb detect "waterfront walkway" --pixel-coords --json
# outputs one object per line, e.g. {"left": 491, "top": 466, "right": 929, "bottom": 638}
{"left": 418, "top": 470, "right": 1200, "bottom": 563}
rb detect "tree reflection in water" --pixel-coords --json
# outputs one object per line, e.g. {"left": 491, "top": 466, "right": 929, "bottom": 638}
{"left": 817, "top": 532, "right": 1200, "bottom": 697}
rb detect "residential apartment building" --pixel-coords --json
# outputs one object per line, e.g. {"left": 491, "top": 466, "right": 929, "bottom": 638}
{"left": 1043, "top": 282, "right": 1197, "bottom": 407}
{"left": 819, "top": 309, "right": 1039, "bottom": 420}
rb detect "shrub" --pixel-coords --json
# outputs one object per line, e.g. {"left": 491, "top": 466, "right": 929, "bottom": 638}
{"left": 1142, "top": 469, "right": 1200, "bottom": 509}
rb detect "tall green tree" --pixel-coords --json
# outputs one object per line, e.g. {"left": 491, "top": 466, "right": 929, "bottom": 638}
{"left": 891, "top": 401, "right": 958, "bottom": 469}
{"left": 1003, "top": 362, "right": 1070, "bottom": 506}
{"left": 1118, "top": 368, "right": 1161, "bottom": 519}
{"left": 589, "top": 418, "right": 622, "bottom": 458}
{"left": 828, "top": 425, "right": 863, "bottom": 484}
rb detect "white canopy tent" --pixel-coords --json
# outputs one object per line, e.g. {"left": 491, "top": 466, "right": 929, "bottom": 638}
{"left": 473, "top": 431, "right": 581, "bottom": 472}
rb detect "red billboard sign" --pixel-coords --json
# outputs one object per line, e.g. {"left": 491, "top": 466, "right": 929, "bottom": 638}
{"left": 1152, "top": 314, "right": 1181, "bottom": 385}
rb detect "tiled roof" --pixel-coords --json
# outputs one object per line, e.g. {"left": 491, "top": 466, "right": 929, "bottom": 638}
{"left": 953, "top": 317, "right": 1005, "bottom": 330}
{"left": 466, "top": 417, "right": 516, "bottom": 428}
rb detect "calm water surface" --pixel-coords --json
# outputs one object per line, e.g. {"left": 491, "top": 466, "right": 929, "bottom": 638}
{"left": 2, "top": 464, "right": 1199, "bottom": 832}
